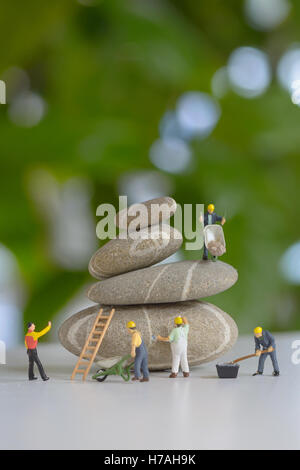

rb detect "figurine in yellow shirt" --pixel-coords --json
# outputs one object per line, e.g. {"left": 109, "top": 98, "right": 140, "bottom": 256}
{"left": 25, "top": 321, "right": 51, "bottom": 381}
{"left": 126, "top": 321, "right": 149, "bottom": 382}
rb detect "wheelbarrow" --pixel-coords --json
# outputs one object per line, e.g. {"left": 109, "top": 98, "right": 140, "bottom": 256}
{"left": 216, "top": 350, "right": 269, "bottom": 378}
{"left": 203, "top": 224, "right": 226, "bottom": 261}
{"left": 92, "top": 354, "right": 134, "bottom": 382}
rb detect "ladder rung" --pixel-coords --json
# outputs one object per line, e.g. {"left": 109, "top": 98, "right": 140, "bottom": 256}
{"left": 90, "top": 339, "right": 99, "bottom": 343}
{"left": 83, "top": 354, "right": 93, "bottom": 358}
{"left": 76, "top": 369, "right": 86, "bottom": 373}
{"left": 86, "top": 346, "right": 96, "bottom": 350}
{"left": 93, "top": 332, "right": 102, "bottom": 336}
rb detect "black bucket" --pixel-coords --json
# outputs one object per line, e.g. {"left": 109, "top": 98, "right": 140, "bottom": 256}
{"left": 216, "top": 362, "right": 240, "bottom": 378}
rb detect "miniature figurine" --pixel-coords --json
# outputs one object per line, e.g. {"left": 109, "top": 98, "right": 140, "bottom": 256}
{"left": 25, "top": 321, "right": 51, "bottom": 381}
{"left": 126, "top": 321, "right": 149, "bottom": 382}
{"left": 252, "top": 327, "right": 280, "bottom": 376}
{"left": 157, "top": 316, "right": 189, "bottom": 378}
{"left": 200, "top": 204, "right": 226, "bottom": 260}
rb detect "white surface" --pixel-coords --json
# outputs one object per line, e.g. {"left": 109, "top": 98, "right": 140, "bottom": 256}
{"left": 0, "top": 333, "right": 300, "bottom": 450}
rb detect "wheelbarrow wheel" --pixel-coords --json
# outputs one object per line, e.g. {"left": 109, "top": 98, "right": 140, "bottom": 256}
{"left": 95, "top": 369, "right": 108, "bottom": 382}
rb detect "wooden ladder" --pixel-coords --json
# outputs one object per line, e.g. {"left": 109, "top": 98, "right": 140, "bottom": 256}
{"left": 71, "top": 307, "right": 115, "bottom": 381}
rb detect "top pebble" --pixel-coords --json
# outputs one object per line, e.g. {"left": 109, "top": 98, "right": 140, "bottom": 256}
{"left": 115, "top": 197, "right": 177, "bottom": 231}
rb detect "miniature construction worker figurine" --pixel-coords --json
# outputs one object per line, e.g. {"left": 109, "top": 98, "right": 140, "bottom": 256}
{"left": 126, "top": 321, "right": 149, "bottom": 382}
{"left": 157, "top": 316, "right": 189, "bottom": 378}
{"left": 253, "top": 326, "right": 280, "bottom": 377}
{"left": 200, "top": 203, "right": 226, "bottom": 260}
{"left": 25, "top": 321, "right": 51, "bottom": 381}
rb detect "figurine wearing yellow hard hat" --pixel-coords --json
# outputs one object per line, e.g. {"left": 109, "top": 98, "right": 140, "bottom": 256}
{"left": 200, "top": 204, "right": 226, "bottom": 260}
{"left": 253, "top": 327, "right": 280, "bottom": 376}
{"left": 157, "top": 316, "right": 190, "bottom": 378}
{"left": 126, "top": 321, "right": 149, "bottom": 382}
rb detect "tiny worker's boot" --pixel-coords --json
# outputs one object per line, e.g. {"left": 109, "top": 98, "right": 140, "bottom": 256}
{"left": 29, "top": 377, "right": 38, "bottom": 381}
{"left": 183, "top": 372, "right": 189, "bottom": 378}
{"left": 169, "top": 373, "right": 177, "bottom": 378}
{"left": 140, "top": 377, "right": 149, "bottom": 382}
{"left": 131, "top": 376, "right": 140, "bottom": 381}
{"left": 252, "top": 372, "right": 263, "bottom": 376}
{"left": 42, "top": 377, "right": 50, "bottom": 381}
{"left": 273, "top": 371, "right": 280, "bottom": 377}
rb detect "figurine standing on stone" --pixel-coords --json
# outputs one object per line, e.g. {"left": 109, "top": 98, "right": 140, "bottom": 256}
{"left": 157, "top": 316, "right": 190, "bottom": 378}
{"left": 252, "top": 327, "right": 280, "bottom": 376}
{"left": 25, "top": 321, "right": 51, "bottom": 381}
{"left": 126, "top": 321, "right": 150, "bottom": 382}
{"left": 200, "top": 204, "right": 226, "bottom": 260}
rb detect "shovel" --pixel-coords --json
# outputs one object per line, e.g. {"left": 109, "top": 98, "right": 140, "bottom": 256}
{"left": 216, "top": 350, "right": 269, "bottom": 378}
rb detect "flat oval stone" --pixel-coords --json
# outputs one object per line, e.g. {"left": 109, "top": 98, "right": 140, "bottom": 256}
{"left": 89, "top": 224, "right": 183, "bottom": 280}
{"left": 58, "top": 301, "right": 238, "bottom": 370}
{"left": 115, "top": 197, "right": 177, "bottom": 231}
{"left": 87, "top": 260, "right": 238, "bottom": 305}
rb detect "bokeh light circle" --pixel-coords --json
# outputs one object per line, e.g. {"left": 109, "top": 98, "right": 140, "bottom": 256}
{"left": 176, "top": 91, "right": 221, "bottom": 139}
{"left": 277, "top": 47, "right": 300, "bottom": 91}
{"left": 228, "top": 47, "right": 271, "bottom": 98}
{"left": 244, "top": 0, "right": 291, "bottom": 31}
{"left": 8, "top": 91, "right": 46, "bottom": 127}
{"left": 149, "top": 138, "right": 192, "bottom": 174}
{"left": 280, "top": 241, "right": 300, "bottom": 284}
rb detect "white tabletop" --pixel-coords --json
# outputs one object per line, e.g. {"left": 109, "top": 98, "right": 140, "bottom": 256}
{"left": 1, "top": 333, "right": 299, "bottom": 450}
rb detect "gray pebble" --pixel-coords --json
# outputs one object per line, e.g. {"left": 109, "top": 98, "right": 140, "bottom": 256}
{"left": 58, "top": 301, "right": 238, "bottom": 370}
{"left": 89, "top": 224, "right": 183, "bottom": 280}
{"left": 115, "top": 196, "right": 177, "bottom": 231}
{"left": 87, "top": 260, "right": 238, "bottom": 305}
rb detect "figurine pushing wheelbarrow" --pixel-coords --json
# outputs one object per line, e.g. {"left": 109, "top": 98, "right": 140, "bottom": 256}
{"left": 92, "top": 354, "right": 134, "bottom": 382}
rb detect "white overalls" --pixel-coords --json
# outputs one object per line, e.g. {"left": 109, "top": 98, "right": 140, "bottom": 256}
{"left": 170, "top": 326, "right": 189, "bottom": 374}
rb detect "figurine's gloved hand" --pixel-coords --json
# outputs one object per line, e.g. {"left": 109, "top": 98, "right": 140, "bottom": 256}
{"left": 221, "top": 217, "right": 226, "bottom": 225}
{"left": 48, "top": 321, "right": 52, "bottom": 327}
{"left": 255, "top": 350, "right": 262, "bottom": 356}
{"left": 267, "top": 346, "right": 274, "bottom": 353}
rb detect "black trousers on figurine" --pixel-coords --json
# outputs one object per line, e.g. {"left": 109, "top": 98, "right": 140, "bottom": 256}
{"left": 27, "top": 348, "right": 47, "bottom": 380}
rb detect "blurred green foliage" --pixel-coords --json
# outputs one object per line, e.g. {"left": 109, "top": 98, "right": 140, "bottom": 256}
{"left": 0, "top": 0, "right": 299, "bottom": 337}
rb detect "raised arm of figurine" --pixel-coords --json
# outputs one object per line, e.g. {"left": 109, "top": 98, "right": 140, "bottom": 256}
{"left": 182, "top": 316, "right": 189, "bottom": 325}
{"left": 35, "top": 321, "right": 52, "bottom": 339}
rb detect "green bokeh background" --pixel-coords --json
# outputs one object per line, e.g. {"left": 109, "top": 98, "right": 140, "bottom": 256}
{"left": 0, "top": 0, "right": 299, "bottom": 340}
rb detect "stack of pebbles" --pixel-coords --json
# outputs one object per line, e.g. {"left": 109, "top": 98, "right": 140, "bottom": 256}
{"left": 59, "top": 197, "right": 238, "bottom": 371}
